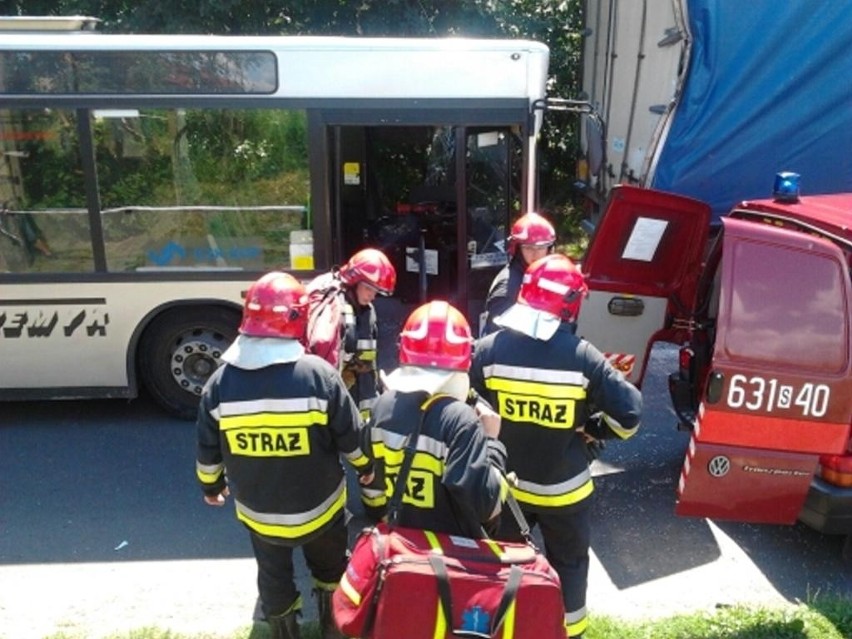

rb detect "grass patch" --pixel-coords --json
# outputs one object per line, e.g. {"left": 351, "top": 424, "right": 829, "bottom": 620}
{"left": 43, "top": 595, "right": 852, "bottom": 639}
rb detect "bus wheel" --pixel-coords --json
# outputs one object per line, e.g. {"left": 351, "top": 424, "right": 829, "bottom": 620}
{"left": 139, "top": 306, "right": 240, "bottom": 420}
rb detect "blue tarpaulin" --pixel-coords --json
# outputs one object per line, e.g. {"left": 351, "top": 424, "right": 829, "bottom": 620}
{"left": 651, "top": 0, "right": 852, "bottom": 222}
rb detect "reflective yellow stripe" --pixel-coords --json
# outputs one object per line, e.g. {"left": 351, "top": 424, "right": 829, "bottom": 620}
{"left": 498, "top": 473, "right": 510, "bottom": 503}
{"left": 483, "top": 538, "right": 503, "bottom": 558}
{"left": 483, "top": 363, "right": 585, "bottom": 386}
{"left": 374, "top": 443, "right": 443, "bottom": 476}
{"left": 602, "top": 413, "right": 637, "bottom": 440}
{"left": 219, "top": 397, "right": 328, "bottom": 416}
{"left": 361, "top": 492, "right": 387, "bottom": 507}
{"left": 276, "top": 595, "right": 302, "bottom": 616}
{"left": 314, "top": 578, "right": 339, "bottom": 592}
{"left": 511, "top": 479, "right": 594, "bottom": 507}
{"left": 236, "top": 488, "right": 346, "bottom": 540}
{"left": 485, "top": 377, "right": 586, "bottom": 400}
{"left": 371, "top": 429, "right": 447, "bottom": 461}
{"left": 338, "top": 573, "right": 361, "bottom": 606}
{"left": 196, "top": 464, "right": 223, "bottom": 484}
{"left": 221, "top": 411, "right": 328, "bottom": 429}
{"left": 502, "top": 598, "right": 516, "bottom": 638}
{"left": 565, "top": 615, "right": 588, "bottom": 638}
{"left": 432, "top": 600, "right": 447, "bottom": 639}
{"left": 421, "top": 393, "right": 452, "bottom": 410}
{"left": 345, "top": 451, "right": 372, "bottom": 470}
{"left": 196, "top": 470, "right": 221, "bottom": 485}
{"left": 423, "top": 530, "right": 443, "bottom": 552}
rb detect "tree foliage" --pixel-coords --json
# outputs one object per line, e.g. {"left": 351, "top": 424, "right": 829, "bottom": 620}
{"left": 1, "top": 0, "right": 586, "bottom": 214}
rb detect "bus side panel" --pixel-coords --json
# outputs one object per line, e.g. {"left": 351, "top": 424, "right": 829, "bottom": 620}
{"left": 0, "top": 280, "right": 244, "bottom": 391}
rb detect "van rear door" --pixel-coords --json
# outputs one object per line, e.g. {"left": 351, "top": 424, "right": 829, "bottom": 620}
{"left": 676, "top": 217, "right": 852, "bottom": 523}
{"left": 577, "top": 185, "right": 710, "bottom": 385}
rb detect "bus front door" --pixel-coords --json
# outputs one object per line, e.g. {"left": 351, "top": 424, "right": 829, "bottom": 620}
{"left": 328, "top": 125, "right": 521, "bottom": 335}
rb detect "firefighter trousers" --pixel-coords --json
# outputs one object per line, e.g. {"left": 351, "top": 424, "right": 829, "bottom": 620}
{"left": 498, "top": 503, "right": 592, "bottom": 636}
{"left": 249, "top": 515, "right": 349, "bottom": 619}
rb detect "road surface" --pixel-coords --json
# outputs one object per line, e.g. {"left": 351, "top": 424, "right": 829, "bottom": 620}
{"left": 0, "top": 344, "right": 848, "bottom": 639}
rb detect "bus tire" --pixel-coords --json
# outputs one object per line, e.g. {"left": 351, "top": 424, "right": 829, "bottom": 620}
{"left": 138, "top": 305, "right": 240, "bottom": 420}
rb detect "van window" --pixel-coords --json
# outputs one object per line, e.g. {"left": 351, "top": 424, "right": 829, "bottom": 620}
{"left": 722, "top": 239, "right": 848, "bottom": 372}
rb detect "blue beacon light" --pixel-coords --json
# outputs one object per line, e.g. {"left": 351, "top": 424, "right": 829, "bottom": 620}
{"left": 773, "top": 171, "right": 800, "bottom": 203}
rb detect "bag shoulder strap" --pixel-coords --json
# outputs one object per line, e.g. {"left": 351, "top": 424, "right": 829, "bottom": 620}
{"left": 504, "top": 484, "right": 533, "bottom": 543}
{"left": 387, "top": 393, "right": 450, "bottom": 528}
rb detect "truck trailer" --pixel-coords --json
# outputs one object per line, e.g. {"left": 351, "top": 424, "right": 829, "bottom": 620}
{"left": 578, "top": 0, "right": 852, "bottom": 223}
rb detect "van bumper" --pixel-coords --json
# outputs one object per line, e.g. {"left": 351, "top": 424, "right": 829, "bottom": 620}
{"left": 798, "top": 477, "right": 852, "bottom": 535}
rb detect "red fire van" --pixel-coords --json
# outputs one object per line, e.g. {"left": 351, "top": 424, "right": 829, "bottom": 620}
{"left": 576, "top": 175, "right": 852, "bottom": 555}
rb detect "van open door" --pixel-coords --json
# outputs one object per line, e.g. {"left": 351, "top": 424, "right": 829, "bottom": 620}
{"left": 676, "top": 218, "right": 852, "bottom": 524}
{"left": 577, "top": 185, "right": 710, "bottom": 385}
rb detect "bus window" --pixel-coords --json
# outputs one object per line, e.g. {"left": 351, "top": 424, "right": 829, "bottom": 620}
{"left": 0, "top": 108, "right": 92, "bottom": 273}
{"left": 94, "top": 108, "right": 309, "bottom": 272}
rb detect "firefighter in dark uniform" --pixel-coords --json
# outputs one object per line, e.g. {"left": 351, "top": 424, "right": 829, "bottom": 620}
{"left": 470, "top": 254, "right": 642, "bottom": 639}
{"left": 480, "top": 211, "right": 556, "bottom": 337}
{"left": 196, "top": 271, "right": 373, "bottom": 639}
{"left": 307, "top": 248, "right": 396, "bottom": 422}
{"left": 359, "top": 300, "right": 508, "bottom": 538}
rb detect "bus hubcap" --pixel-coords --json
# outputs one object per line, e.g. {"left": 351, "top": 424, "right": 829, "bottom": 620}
{"left": 170, "top": 329, "right": 228, "bottom": 396}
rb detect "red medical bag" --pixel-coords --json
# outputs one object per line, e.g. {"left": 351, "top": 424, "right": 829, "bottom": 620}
{"left": 333, "top": 522, "right": 565, "bottom": 639}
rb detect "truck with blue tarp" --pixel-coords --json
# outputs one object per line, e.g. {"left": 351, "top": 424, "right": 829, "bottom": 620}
{"left": 578, "top": 0, "right": 852, "bottom": 223}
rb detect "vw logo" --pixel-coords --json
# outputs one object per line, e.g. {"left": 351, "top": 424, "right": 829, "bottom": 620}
{"left": 707, "top": 455, "right": 731, "bottom": 478}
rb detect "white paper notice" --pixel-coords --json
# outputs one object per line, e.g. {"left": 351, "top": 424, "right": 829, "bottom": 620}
{"left": 622, "top": 217, "right": 668, "bottom": 262}
{"left": 405, "top": 247, "right": 438, "bottom": 275}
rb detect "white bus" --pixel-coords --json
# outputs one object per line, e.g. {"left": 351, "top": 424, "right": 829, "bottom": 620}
{"left": 0, "top": 18, "right": 549, "bottom": 418}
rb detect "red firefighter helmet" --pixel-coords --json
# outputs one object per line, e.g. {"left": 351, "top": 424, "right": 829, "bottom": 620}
{"left": 399, "top": 301, "right": 473, "bottom": 371}
{"left": 239, "top": 271, "right": 308, "bottom": 339}
{"left": 508, "top": 211, "right": 556, "bottom": 257}
{"left": 518, "top": 254, "right": 588, "bottom": 322}
{"left": 338, "top": 248, "right": 397, "bottom": 296}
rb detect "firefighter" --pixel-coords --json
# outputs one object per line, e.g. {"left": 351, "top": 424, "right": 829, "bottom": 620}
{"left": 196, "top": 271, "right": 373, "bottom": 639}
{"left": 480, "top": 211, "right": 556, "bottom": 336}
{"left": 360, "top": 300, "right": 508, "bottom": 538}
{"left": 306, "top": 247, "right": 396, "bottom": 422}
{"left": 469, "top": 254, "right": 642, "bottom": 639}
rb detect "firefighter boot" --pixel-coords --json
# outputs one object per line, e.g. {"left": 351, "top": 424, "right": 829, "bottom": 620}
{"left": 268, "top": 611, "right": 301, "bottom": 639}
{"left": 314, "top": 588, "right": 345, "bottom": 639}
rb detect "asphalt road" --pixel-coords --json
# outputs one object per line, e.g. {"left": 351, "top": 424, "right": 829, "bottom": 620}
{"left": 0, "top": 343, "right": 849, "bottom": 639}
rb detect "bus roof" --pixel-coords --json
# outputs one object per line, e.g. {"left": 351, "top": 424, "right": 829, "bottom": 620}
{"left": 0, "top": 34, "right": 549, "bottom": 102}
{"left": 0, "top": 32, "right": 548, "bottom": 53}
